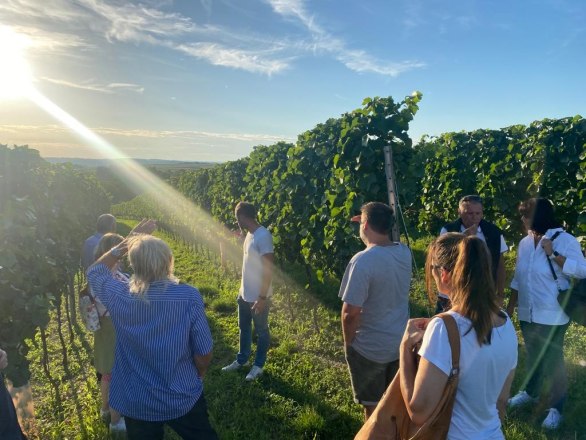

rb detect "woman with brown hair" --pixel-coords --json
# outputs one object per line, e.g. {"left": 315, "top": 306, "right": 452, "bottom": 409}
{"left": 401, "top": 233, "right": 517, "bottom": 439}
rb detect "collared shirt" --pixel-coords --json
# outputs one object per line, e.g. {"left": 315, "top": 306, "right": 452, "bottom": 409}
{"left": 87, "top": 264, "right": 213, "bottom": 421}
{"left": 81, "top": 233, "right": 103, "bottom": 271}
{"left": 440, "top": 224, "right": 508, "bottom": 253}
{"left": 510, "top": 228, "right": 584, "bottom": 325}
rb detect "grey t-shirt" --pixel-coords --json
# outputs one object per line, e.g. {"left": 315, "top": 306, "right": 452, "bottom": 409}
{"left": 339, "top": 244, "right": 411, "bottom": 363}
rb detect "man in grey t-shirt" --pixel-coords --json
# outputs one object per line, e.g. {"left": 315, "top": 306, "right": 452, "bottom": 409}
{"left": 339, "top": 202, "right": 411, "bottom": 420}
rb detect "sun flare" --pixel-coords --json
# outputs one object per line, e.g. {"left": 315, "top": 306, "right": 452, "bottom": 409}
{"left": 0, "top": 27, "right": 34, "bottom": 100}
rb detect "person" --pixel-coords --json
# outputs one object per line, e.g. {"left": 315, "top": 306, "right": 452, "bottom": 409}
{"left": 507, "top": 198, "right": 586, "bottom": 430}
{"left": 0, "top": 348, "right": 27, "bottom": 439}
{"left": 87, "top": 221, "right": 217, "bottom": 440}
{"left": 440, "top": 195, "right": 508, "bottom": 310}
{"left": 81, "top": 214, "right": 117, "bottom": 271}
{"left": 401, "top": 233, "right": 517, "bottom": 439}
{"left": 222, "top": 202, "right": 274, "bottom": 381}
{"left": 91, "top": 233, "right": 128, "bottom": 434}
{"left": 339, "top": 201, "right": 411, "bottom": 420}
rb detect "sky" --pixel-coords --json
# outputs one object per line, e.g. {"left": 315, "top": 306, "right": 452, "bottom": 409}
{"left": 0, "top": 0, "right": 583, "bottom": 162}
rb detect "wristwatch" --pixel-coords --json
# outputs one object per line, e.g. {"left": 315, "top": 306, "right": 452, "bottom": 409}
{"left": 110, "top": 246, "right": 124, "bottom": 259}
{"left": 549, "top": 251, "right": 559, "bottom": 260}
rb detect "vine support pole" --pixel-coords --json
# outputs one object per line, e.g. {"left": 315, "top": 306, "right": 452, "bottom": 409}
{"left": 384, "top": 145, "right": 401, "bottom": 242}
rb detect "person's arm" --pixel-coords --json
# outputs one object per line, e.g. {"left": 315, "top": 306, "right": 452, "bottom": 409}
{"left": 506, "top": 288, "right": 518, "bottom": 317}
{"left": 497, "top": 369, "right": 516, "bottom": 424}
{"left": 543, "top": 237, "right": 586, "bottom": 279}
{"left": 252, "top": 253, "right": 274, "bottom": 314}
{"left": 496, "top": 254, "right": 506, "bottom": 306}
{"left": 400, "top": 319, "right": 447, "bottom": 426}
{"left": 341, "top": 302, "right": 362, "bottom": 348}
{"left": 194, "top": 352, "right": 212, "bottom": 378}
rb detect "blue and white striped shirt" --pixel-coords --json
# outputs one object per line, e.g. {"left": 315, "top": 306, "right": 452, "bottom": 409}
{"left": 87, "top": 264, "right": 213, "bottom": 421}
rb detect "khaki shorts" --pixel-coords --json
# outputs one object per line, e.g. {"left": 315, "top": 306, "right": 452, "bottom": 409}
{"left": 345, "top": 346, "right": 399, "bottom": 406}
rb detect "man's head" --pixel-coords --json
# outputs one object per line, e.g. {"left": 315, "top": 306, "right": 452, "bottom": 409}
{"left": 354, "top": 202, "right": 394, "bottom": 244}
{"left": 458, "top": 195, "right": 483, "bottom": 228}
{"left": 96, "top": 214, "right": 117, "bottom": 234}
{"left": 235, "top": 201, "right": 257, "bottom": 230}
{"left": 128, "top": 235, "right": 176, "bottom": 294}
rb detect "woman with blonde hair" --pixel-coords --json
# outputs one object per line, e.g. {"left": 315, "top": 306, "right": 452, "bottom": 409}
{"left": 401, "top": 233, "right": 518, "bottom": 439}
{"left": 87, "top": 221, "right": 217, "bottom": 440}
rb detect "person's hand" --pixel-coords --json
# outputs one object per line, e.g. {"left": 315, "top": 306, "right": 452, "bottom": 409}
{"left": 252, "top": 298, "right": 267, "bottom": 314}
{"left": 401, "top": 318, "right": 430, "bottom": 350}
{"left": 463, "top": 224, "right": 479, "bottom": 236}
{"left": 542, "top": 238, "right": 553, "bottom": 256}
{"left": 129, "top": 219, "right": 157, "bottom": 236}
{"left": 0, "top": 349, "right": 8, "bottom": 370}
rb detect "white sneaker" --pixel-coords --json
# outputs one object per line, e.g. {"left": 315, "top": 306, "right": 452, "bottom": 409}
{"left": 508, "top": 390, "right": 537, "bottom": 408}
{"left": 222, "top": 360, "right": 247, "bottom": 372}
{"left": 245, "top": 365, "right": 263, "bottom": 381}
{"left": 542, "top": 408, "right": 562, "bottom": 430}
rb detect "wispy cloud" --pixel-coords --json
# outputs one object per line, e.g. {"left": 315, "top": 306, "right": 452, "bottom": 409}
{"left": 42, "top": 77, "right": 144, "bottom": 94}
{"left": 176, "top": 42, "right": 289, "bottom": 75}
{"left": 264, "top": 0, "right": 425, "bottom": 76}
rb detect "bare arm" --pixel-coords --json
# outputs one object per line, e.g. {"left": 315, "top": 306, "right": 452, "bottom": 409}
{"left": 194, "top": 352, "right": 213, "bottom": 378}
{"left": 252, "top": 253, "right": 274, "bottom": 314}
{"left": 341, "top": 302, "right": 361, "bottom": 348}
{"left": 399, "top": 319, "right": 447, "bottom": 426}
{"left": 496, "top": 254, "right": 506, "bottom": 306}
{"left": 497, "top": 369, "right": 516, "bottom": 423}
{"left": 506, "top": 288, "right": 518, "bottom": 318}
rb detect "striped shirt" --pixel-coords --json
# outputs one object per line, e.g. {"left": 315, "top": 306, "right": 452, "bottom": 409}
{"left": 87, "top": 264, "right": 213, "bottom": 421}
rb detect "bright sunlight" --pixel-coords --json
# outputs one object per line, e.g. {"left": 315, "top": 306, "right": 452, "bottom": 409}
{"left": 0, "top": 26, "right": 34, "bottom": 100}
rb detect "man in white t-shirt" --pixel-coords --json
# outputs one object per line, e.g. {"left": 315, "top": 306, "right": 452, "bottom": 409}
{"left": 222, "top": 202, "right": 274, "bottom": 381}
{"left": 440, "top": 195, "right": 508, "bottom": 308}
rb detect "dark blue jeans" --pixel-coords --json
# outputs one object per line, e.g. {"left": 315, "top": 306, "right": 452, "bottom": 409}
{"left": 125, "top": 394, "right": 217, "bottom": 440}
{"left": 237, "top": 296, "right": 270, "bottom": 368}
{"left": 520, "top": 320, "right": 569, "bottom": 412}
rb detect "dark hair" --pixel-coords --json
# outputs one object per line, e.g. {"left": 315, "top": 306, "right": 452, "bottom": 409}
{"left": 361, "top": 202, "right": 394, "bottom": 235}
{"left": 235, "top": 201, "right": 256, "bottom": 220}
{"left": 459, "top": 194, "right": 483, "bottom": 206}
{"left": 518, "top": 198, "right": 560, "bottom": 235}
{"left": 425, "top": 233, "right": 466, "bottom": 304}
{"left": 450, "top": 236, "right": 499, "bottom": 345}
{"left": 96, "top": 214, "right": 116, "bottom": 234}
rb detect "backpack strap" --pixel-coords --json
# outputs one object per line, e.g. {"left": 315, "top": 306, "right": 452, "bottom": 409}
{"left": 546, "top": 230, "right": 564, "bottom": 288}
{"left": 437, "top": 313, "right": 460, "bottom": 376}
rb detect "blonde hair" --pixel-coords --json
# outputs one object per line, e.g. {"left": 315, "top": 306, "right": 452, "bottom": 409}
{"left": 127, "top": 236, "right": 177, "bottom": 295}
{"left": 425, "top": 233, "right": 466, "bottom": 304}
{"left": 95, "top": 233, "right": 124, "bottom": 259}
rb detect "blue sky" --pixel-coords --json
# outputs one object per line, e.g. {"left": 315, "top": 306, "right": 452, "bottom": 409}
{"left": 0, "top": 0, "right": 583, "bottom": 161}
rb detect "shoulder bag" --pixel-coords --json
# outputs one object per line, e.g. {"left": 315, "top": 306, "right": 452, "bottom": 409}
{"left": 355, "top": 313, "right": 461, "bottom": 440}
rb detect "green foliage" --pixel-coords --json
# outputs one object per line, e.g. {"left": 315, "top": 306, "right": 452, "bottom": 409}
{"left": 418, "top": 116, "right": 586, "bottom": 242}
{"left": 168, "top": 94, "right": 424, "bottom": 279}
{"left": 0, "top": 144, "right": 110, "bottom": 386}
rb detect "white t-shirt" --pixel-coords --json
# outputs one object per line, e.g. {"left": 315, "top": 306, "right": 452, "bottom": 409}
{"left": 239, "top": 226, "right": 274, "bottom": 302}
{"left": 418, "top": 311, "right": 518, "bottom": 440}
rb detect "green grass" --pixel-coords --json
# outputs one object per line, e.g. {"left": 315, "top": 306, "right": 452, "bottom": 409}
{"left": 22, "top": 221, "right": 586, "bottom": 439}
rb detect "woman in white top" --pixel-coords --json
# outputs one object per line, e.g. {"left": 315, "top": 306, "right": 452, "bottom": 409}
{"left": 507, "top": 198, "right": 585, "bottom": 429}
{"left": 401, "top": 233, "right": 518, "bottom": 439}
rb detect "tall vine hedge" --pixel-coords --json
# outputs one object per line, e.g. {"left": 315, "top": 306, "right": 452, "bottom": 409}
{"left": 0, "top": 145, "right": 111, "bottom": 386}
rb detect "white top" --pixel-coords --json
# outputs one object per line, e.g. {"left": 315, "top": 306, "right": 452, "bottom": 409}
{"left": 510, "top": 228, "right": 585, "bottom": 325}
{"left": 239, "top": 226, "right": 274, "bottom": 302}
{"left": 440, "top": 224, "right": 508, "bottom": 253}
{"left": 419, "top": 311, "right": 518, "bottom": 440}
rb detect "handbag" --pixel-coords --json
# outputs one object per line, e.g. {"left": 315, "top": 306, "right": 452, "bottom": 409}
{"left": 78, "top": 284, "right": 101, "bottom": 332}
{"left": 355, "top": 314, "right": 461, "bottom": 440}
{"left": 546, "top": 232, "right": 586, "bottom": 326}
